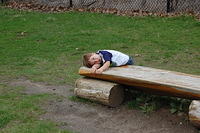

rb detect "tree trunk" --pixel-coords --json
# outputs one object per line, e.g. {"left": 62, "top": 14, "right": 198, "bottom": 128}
{"left": 74, "top": 77, "right": 124, "bottom": 107}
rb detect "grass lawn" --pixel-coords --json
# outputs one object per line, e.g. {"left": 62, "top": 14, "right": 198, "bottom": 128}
{"left": 0, "top": 84, "right": 72, "bottom": 133}
{"left": 0, "top": 6, "right": 200, "bottom": 133}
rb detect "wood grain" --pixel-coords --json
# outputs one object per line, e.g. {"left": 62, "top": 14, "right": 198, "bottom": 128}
{"left": 79, "top": 65, "right": 200, "bottom": 99}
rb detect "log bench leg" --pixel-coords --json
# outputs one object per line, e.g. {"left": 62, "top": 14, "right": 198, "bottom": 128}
{"left": 189, "top": 100, "right": 200, "bottom": 128}
{"left": 74, "top": 77, "right": 124, "bottom": 107}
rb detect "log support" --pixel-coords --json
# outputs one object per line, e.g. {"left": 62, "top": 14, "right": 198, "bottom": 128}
{"left": 74, "top": 77, "right": 124, "bottom": 107}
{"left": 189, "top": 100, "right": 200, "bottom": 128}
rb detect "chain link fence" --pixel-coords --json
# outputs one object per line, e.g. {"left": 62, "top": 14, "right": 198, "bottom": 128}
{"left": 2, "top": 0, "right": 200, "bottom": 14}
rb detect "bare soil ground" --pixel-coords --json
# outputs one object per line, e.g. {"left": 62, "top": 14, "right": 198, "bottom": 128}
{"left": 10, "top": 79, "right": 198, "bottom": 133}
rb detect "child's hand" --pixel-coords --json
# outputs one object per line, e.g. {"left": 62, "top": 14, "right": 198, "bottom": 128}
{"left": 90, "top": 67, "right": 97, "bottom": 73}
{"left": 90, "top": 64, "right": 101, "bottom": 73}
{"left": 95, "top": 61, "right": 110, "bottom": 74}
{"left": 96, "top": 69, "right": 103, "bottom": 74}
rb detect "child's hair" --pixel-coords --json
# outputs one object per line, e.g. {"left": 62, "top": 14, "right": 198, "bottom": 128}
{"left": 83, "top": 53, "right": 93, "bottom": 68}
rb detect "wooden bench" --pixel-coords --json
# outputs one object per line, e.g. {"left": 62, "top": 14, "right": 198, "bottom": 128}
{"left": 79, "top": 65, "right": 200, "bottom": 99}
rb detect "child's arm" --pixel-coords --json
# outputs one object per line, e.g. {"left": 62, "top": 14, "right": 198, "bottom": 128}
{"left": 90, "top": 63, "right": 101, "bottom": 73}
{"left": 96, "top": 61, "right": 110, "bottom": 74}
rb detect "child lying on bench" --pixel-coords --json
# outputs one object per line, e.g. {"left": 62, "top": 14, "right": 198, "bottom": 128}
{"left": 83, "top": 50, "right": 134, "bottom": 74}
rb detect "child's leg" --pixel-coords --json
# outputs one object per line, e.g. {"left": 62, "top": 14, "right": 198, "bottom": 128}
{"left": 126, "top": 56, "right": 134, "bottom": 65}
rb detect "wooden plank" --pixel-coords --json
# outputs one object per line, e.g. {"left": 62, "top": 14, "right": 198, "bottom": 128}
{"left": 79, "top": 65, "right": 200, "bottom": 99}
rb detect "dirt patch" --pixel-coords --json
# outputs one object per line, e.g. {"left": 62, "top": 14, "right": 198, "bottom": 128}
{"left": 41, "top": 100, "right": 197, "bottom": 133}
{"left": 10, "top": 79, "right": 198, "bottom": 133}
{"left": 10, "top": 79, "right": 73, "bottom": 97}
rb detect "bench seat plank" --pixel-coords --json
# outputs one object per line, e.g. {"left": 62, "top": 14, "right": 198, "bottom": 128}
{"left": 79, "top": 65, "right": 200, "bottom": 99}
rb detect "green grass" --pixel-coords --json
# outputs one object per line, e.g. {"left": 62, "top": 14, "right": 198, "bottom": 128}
{"left": 0, "top": 83, "right": 72, "bottom": 133}
{"left": 0, "top": 7, "right": 200, "bottom": 85}
{"left": 0, "top": 6, "right": 200, "bottom": 132}
{"left": 126, "top": 89, "right": 191, "bottom": 114}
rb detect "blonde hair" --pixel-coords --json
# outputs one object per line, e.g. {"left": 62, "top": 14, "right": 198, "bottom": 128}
{"left": 83, "top": 53, "right": 93, "bottom": 68}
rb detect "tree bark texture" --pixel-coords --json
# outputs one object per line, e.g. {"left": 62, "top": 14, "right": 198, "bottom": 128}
{"left": 189, "top": 100, "right": 200, "bottom": 128}
{"left": 74, "top": 77, "right": 124, "bottom": 107}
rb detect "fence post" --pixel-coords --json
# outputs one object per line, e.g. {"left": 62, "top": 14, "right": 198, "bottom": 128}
{"left": 167, "top": 0, "right": 171, "bottom": 13}
{"left": 69, "top": 0, "right": 72, "bottom": 8}
{"left": 1, "top": 0, "right": 7, "bottom": 4}
{"left": 167, "top": 0, "right": 177, "bottom": 13}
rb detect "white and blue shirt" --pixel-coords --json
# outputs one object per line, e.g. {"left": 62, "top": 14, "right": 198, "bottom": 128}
{"left": 97, "top": 50, "right": 130, "bottom": 66}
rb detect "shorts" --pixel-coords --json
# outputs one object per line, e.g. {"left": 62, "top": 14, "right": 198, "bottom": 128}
{"left": 126, "top": 56, "right": 134, "bottom": 65}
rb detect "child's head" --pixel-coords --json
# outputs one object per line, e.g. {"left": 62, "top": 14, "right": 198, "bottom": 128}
{"left": 83, "top": 53, "right": 101, "bottom": 68}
